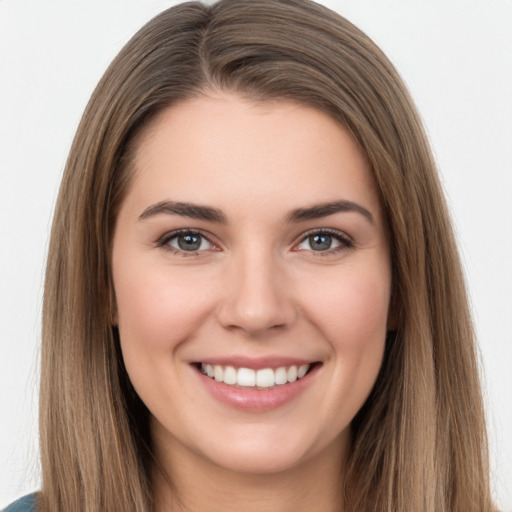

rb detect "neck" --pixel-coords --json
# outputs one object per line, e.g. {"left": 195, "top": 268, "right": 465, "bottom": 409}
{"left": 153, "top": 431, "right": 348, "bottom": 512}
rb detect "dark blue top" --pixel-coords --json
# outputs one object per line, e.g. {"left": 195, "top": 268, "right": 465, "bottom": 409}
{"left": 2, "top": 494, "right": 37, "bottom": 512}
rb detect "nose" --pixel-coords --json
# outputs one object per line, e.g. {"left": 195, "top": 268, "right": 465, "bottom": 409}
{"left": 216, "top": 249, "right": 297, "bottom": 338}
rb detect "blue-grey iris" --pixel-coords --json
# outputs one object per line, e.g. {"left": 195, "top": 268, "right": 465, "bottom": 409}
{"left": 178, "top": 234, "right": 202, "bottom": 251}
{"left": 309, "top": 234, "right": 332, "bottom": 251}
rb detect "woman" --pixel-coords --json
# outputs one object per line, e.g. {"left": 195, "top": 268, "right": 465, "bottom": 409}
{"left": 4, "top": 0, "right": 496, "bottom": 510}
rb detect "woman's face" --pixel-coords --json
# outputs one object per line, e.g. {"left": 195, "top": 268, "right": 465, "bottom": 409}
{"left": 112, "top": 92, "right": 392, "bottom": 475}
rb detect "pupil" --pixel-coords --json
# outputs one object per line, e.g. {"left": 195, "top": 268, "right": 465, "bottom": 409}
{"left": 310, "top": 234, "right": 332, "bottom": 251}
{"left": 178, "top": 234, "right": 201, "bottom": 251}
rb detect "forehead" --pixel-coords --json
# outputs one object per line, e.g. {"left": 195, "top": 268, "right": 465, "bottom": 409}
{"left": 125, "top": 92, "right": 381, "bottom": 221}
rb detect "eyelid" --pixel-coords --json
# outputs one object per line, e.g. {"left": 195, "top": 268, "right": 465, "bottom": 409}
{"left": 292, "top": 228, "right": 354, "bottom": 254}
{"left": 155, "top": 227, "right": 353, "bottom": 257}
{"left": 157, "top": 228, "right": 220, "bottom": 255}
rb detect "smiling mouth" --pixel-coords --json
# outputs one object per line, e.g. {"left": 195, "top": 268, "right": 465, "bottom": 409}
{"left": 197, "top": 363, "right": 316, "bottom": 389}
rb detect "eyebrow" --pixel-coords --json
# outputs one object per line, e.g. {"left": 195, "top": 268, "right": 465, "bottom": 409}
{"left": 138, "top": 199, "right": 374, "bottom": 225}
{"left": 286, "top": 200, "right": 374, "bottom": 224}
{"left": 139, "top": 201, "right": 227, "bottom": 223}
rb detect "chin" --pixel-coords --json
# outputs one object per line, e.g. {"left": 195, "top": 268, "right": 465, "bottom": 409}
{"left": 203, "top": 444, "right": 311, "bottom": 475}
{"left": 190, "top": 423, "right": 346, "bottom": 476}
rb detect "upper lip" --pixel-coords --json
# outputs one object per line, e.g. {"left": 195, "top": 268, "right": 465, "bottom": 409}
{"left": 192, "top": 356, "right": 318, "bottom": 370}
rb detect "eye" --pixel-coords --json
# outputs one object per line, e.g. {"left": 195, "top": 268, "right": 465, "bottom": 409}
{"left": 295, "top": 230, "right": 353, "bottom": 253}
{"left": 160, "top": 230, "right": 215, "bottom": 254}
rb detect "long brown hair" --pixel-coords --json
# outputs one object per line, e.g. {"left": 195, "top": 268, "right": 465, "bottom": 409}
{"left": 40, "top": 1, "right": 495, "bottom": 510}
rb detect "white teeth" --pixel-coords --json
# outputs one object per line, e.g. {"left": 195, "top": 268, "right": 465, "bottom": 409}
{"left": 214, "top": 365, "right": 223, "bottom": 382}
{"left": 256, "top": 368, "right": 274, "bottom": 388}
{"left": 200, "top": 363, "right": 311, "bottom": 388}
{"left": 287, "top": 366, "right": 298, "bottom": 382}
{"left": 275, "top": 366, "right": 288, "bottom": 385}
{"left": 223, "top": 366, "right": 237, "bottom": 385}
{"left": 237, "top": 368, "right": 256, "bottom": 386}
{"left": 297, "top": 364, "right": 309, "bottom": 379}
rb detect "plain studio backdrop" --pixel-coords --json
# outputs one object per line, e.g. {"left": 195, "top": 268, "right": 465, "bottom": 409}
{"left": 1, "top": 0, "right": 511, "bottom": 509}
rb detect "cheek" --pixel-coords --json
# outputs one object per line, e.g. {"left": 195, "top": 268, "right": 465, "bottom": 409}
{"left": 112, "top": 259, "right": 220, "bottom": 417}
{"left": 113, "top": 258, "right": 217, "bottom": 351}
{"left": 302, "top": 266, "right": 390, "bottom": 423}
{"left": 301, "top": 260, "right": 390, "bottom": 396}
{"left": 305, "top": 266, "right": 391, "bottom": 349}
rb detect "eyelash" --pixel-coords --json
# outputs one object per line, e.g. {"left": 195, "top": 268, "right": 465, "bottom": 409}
{"left": 295, "top": 228, "right": 354, "bottom": 256}
{"left": 157, "top": 228, "right": 354, "bottom": 257}
{"left": 157, "top": 229, "right": 217, "bottom": 257}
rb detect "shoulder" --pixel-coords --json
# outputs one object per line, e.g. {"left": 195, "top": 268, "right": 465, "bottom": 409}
{"left": 2, "top": 493, "right": 37, "bottom": 512}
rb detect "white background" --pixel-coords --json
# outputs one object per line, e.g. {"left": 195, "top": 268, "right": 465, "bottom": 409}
{"left": 1, "top": 0, "right": 511, "bottom": 509}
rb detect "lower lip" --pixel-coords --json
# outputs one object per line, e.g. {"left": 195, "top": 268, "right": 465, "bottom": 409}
{"left": 194, "top": 365, "right": 320, "bottom": 412}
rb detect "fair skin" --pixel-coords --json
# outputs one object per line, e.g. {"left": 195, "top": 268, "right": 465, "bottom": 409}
{"left": 112, "top": 92, "right": 392, "bottom": 512}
